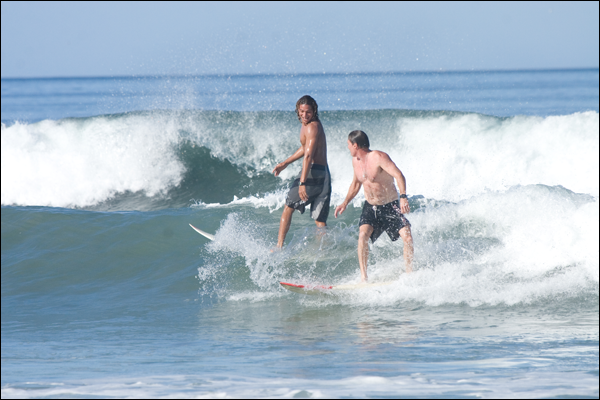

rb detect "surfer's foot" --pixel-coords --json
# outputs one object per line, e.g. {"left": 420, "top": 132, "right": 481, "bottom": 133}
{"left": 269, "top": 246, "right": 283, "bottom": 253}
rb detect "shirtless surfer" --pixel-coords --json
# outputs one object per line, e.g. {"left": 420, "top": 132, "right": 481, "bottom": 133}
{"left": 272, "top": 95, "right": 331, "bottom": 248}
{"left": 334, "top": 130, "right": 414, "bottom": 281}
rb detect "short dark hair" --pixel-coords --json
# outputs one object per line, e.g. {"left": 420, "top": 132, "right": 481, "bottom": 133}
{"left": 295, "top": 95, "right": 319, "bottom": 122}
{"left": 348, "top": 130, "right": 370, "bottom": 149}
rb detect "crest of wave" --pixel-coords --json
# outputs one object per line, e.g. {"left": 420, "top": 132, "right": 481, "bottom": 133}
{"left": 1, "top": 115, "right": 185, "bottom": 207}
{"left": 389, "top": 111, "right": 599, "bottom": 201}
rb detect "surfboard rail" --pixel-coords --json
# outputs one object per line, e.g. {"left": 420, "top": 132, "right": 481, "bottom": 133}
{"left": 280, "top": 282, "right": 333, "bottom": 295}
{"left": 280, "top": 281, "right": 395, "bottom": 295}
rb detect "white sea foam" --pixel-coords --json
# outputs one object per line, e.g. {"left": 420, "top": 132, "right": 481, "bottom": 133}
{"left": 359, "top": 186, "right": 598, "bottom": 306}
{"left": 375, "top": 111, "right": 599, "bottom": 201}
{"left": 204, "top": 185, "right": 598, "bottom": 306}
{"left": 192, "top": 188, "right": 291, "bottom": 214}
{"left": 1, "top": 371, "right": 597, "bottom": 399}
{"left": 1, "top": 116, "right": 186, "bottom": 207}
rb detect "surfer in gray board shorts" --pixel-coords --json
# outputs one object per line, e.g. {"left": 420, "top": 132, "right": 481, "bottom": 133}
{"left": 272, "top": 95, "right": 331, "bottom": 248}
{"left": 285, "top": 163, "right": 331, "bottom": 221}
{"left": 335, "top": 130, "right": 414, "bottom": 282}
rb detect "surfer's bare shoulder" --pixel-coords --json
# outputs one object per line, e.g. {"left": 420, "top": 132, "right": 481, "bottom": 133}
{"left": 307, "top": 120, "right": 321, "bottom": 132}
{"left": 300, "top": 120, "right": 319, "bottom": 140}
{"left": 303, "top": 120, "right": 323, "bottom": 135}
{"left": 366, "top": 150, "right": 393, "bottom": 169}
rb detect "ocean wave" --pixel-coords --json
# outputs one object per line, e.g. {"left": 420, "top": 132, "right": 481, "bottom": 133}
{"left": 201, "top": 185, "right": 598, "bottom": 307}
{"left": 1, "top": 109, "right": 598, "bottom": 209}
{"left": 2, "top": 183, "right": 598, "bottom": 307}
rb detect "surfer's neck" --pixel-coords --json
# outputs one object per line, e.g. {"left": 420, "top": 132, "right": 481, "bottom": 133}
{"left": 355, "top": 148, "right": 371, "bottom": 161}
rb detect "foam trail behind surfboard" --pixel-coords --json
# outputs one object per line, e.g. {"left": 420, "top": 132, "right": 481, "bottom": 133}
{"left": 189, "top": 224, "right": 215, "bottom": 241}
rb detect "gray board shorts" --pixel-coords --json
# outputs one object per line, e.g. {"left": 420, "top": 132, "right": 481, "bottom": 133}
{"left": 285, "top": 164, "right": 331, "bottom": 223}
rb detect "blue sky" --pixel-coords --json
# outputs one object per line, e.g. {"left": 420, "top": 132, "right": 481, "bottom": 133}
{"left": 1, "top": 1, "right": 598, "bottom": 78}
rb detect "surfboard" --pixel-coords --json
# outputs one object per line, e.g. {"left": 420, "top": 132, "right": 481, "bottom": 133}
{"left": 189, "top": 223, "right": 215, "bottom": 241}
{"left": 280, "top": 281, "right": 394, "bottom": 295}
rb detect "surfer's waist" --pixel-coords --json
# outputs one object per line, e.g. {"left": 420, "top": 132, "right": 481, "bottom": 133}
{"left": 298, "top": 164, "right": 329, "bottom": 186}
{"left": 364, "top": 199, "right": 400, "bottom": 209}
{"left": 310, "top": 163, "right": 327, "bottom": 171}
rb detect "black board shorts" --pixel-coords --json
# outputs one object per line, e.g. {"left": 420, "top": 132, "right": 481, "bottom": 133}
{"left": 286, "top": 164, "right": 331, "bottom": 223}
{"left": 359, "top": 199, "right": 411, "bottom": 243}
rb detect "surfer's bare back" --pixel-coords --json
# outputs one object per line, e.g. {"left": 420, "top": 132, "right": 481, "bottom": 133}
{"left": 272, "top": 95, "right": 331, "bottom": 248}
{"left": 334, "top": 130, "right": 414, "bottom": 281}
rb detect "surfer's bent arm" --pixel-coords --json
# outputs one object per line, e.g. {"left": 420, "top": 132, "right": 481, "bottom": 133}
{"left": 379, "top": 154, "right": 410, "bottom": 214}
{"left": 334, "top": 175, "right": 362, "bottom": 218}
{"left": 273, "top": 146, "right": 304, "bottom": 176}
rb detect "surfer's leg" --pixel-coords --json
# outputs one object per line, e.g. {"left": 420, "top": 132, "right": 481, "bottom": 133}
{"left": 277, "top": 205, "right": 295, "bottom": 248}
{"left": 358, "top": 224, "right": 374, "bottom": 282}
{"left": 310, "top": 165, "right": 331, "bottom": 226}
{"left": 399, "top": 226, "right": 414, "bottom": 273}
{"left": 314, "top": 220, "right": 327, "bottom": 244}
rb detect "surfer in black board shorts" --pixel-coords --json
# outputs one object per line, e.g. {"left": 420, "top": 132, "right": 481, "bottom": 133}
{"left": 272, "top": 95, "right": 331, "bottom": 248}
{"left": 334, "top": 130, "right": 414, "bottom": 282}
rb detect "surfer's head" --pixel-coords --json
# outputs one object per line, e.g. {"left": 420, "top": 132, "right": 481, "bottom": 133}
{"left": 348, "top": 130, "right": 370, "bottom": 149}
{"left": 295, "top": 95, "right": 319, "bottom": 123}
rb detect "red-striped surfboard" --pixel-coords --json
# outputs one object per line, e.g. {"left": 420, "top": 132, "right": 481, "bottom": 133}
{"left": 280, "top": 281, "right": 394, "bottom": 295}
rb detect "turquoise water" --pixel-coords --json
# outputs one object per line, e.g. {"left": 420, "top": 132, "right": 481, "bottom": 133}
{"left": 1, "top": 69, "right": 599, "bottom": 398}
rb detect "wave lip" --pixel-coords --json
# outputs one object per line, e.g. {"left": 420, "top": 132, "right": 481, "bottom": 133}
{"left": 1, "top": 114, "right": 185, "bottom": 208}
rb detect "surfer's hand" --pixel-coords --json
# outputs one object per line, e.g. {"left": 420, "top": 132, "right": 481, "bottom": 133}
{"left": 272, "top": 162, "right": 287, "bottom": 176}
{"left": 298, "top": 185, "right": 308, "bottom": 202}
{"left": 400, "top": 198, "right": 410, "bottom": 214}
{"left": 334, "top": 203, "right": 346, "bottom": 218}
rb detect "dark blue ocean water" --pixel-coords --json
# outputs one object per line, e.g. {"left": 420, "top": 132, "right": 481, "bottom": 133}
{"left": 2, "top": 69, "right": 599, "bottom": 398}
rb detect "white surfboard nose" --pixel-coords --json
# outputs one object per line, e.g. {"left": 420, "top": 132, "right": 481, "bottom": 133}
{"left": 189, "top": 224, "right": 215, "bottom": 241}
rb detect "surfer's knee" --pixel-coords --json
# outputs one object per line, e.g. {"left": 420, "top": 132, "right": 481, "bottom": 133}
{"left": 400, "top": 226, "right": 413, "bottom": 244}
{"left": 359, "top": 225, "right": 373, "bottom": 241}
{"left": 281, "top": 205, "right": 294, "bottom": 218}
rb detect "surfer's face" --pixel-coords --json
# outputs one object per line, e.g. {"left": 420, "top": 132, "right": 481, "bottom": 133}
{"left": 298, "top": 104, "right": 314, "bottom": 125}
{"left": 347, "top": 140, "right": 358, "bottom": 157}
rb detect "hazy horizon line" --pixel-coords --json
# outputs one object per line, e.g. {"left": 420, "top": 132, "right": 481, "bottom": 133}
{"left": 2, "top": 66, "right": 598, "bottom": 81}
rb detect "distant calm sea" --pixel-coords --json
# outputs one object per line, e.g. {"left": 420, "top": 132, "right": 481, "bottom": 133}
{"left": 2, "top": 69, "right": 598, "bottom": 399}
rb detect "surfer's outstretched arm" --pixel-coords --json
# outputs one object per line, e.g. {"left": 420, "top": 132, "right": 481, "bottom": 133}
{"left": 272, "top": 146, "right": 304, "bottom": 176}
{"left": 335, "top": 175, "right": 362, "bottom": 218}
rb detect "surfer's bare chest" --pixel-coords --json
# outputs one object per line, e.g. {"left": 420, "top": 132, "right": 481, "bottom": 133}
{"left": 353, "top": 158, "right": 383, "bottom": 184}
